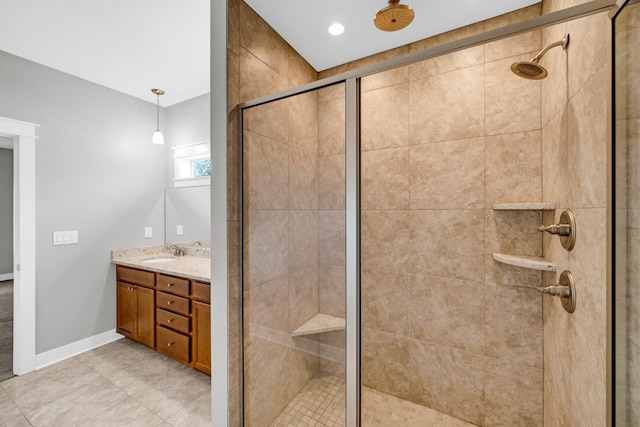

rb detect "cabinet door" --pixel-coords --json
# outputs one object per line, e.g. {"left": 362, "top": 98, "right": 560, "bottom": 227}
{"left": 116, "top": 281, "right": 135, "bottom": 338}
{"left": 192, "top": 301, "right": 211, "bottom": 375}
{"left": 135, "top": 286, "right": 155, "bottom": 348}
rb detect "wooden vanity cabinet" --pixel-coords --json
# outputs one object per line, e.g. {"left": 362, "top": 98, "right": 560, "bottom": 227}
{"left": 116, "top": 266, "right": 155, "bottom": 348}
{"left": 116, "top": 265, "right": 211, "bottom": 375}
{"left": 155, "top": 273, "right": 191, "bottom": 364}
{"left": 191, "top": 281, "right": 211, "bottom": 375}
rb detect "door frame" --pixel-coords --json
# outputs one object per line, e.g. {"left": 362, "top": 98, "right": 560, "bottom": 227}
{"left": 0, "top": 116, "right": 37, "bottom": 376}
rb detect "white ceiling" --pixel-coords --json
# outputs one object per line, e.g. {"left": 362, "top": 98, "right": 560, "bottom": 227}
{"left": 247, "top": 0, "right": 541, "bottom": 72}
{"left": 0, "top": 0, "right": 539, "bottom": 107}
{"left": 0, "top": 0, "right": 210, "bottom": 107}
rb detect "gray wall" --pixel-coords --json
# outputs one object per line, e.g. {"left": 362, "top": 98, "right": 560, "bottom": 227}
{"left": 0, "top": 147, "right": 12, "bottom": 275}
{"left": 164, "top": 93, "right": 210, "bottom": 188}
{"left": 0, "top": 50, "right": 166, "bottom": 353}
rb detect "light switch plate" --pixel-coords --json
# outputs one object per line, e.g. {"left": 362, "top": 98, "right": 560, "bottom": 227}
{"left": 53, "top": 230, "right": 79, "bottom": 246}
{"left": 144, "top": 226, "right": 153, "bottom": 238}
{"left": 177, "top": 225, "right": 183, "bottom": 236}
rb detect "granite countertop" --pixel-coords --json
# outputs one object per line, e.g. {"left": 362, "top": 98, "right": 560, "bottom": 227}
{"left": 111, "top": 245, "right": 211, "bottom": 282}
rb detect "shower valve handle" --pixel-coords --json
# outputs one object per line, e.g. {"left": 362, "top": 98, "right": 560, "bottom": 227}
{"left": 538, "top": 223, "right": 571, "bottom": 236}
{"left": 537, "top": 284, "right": 571, "bottom": 298}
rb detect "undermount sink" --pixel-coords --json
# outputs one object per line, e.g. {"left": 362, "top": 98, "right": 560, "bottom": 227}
{"left": 142, "top": 257, "right": 176, "bottom": 264}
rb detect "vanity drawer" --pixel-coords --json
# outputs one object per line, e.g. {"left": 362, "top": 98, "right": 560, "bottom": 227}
{"left": 156, "top": 308, "right": 190, "bottom": 334}
{"left": 192, "top": 281, "right": 210, "bottom": 303}
{"left": 156, "top": 326, "right": 190, "bottom": 365}
{"left": 157, "top": 274, "right": 189, "bottom": 297}
{"left": 117, "top": 266, "right": 155, "bottom": 289}
{"left": 156, "top": 292, "right": 190, "bottom": 316}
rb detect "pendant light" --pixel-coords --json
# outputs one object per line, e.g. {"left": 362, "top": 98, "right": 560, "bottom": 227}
{"left": 151, "top": 88, "right": 165, "bottom": 145}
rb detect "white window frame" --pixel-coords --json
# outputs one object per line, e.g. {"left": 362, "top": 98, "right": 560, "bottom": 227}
{"left": 173, "top": 140, "right": 211, "bottom": 188}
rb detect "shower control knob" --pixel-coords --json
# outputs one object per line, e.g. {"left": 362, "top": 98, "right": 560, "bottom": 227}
{"left": 537, "top": 270, "right": 576, "bottom": 313}
{"left": 538, "top": 209, "right": 576, "bottom": 251}
{"left": 538, "top": 224, "right": 571, "bottom": 236}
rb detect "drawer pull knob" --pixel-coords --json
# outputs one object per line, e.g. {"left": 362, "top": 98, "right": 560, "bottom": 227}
{"left": 167, "top": 342, "right": 175, "bottom": 347}
{"left": 128, "top": 286, "right": 134, "bottom": 290}
{"left": 167, "top": 301, "right": 173, "bottom": 305}
{"left": 167, "top": 319, "right": 173, "bottom": 324}
{"left": 167, "top": 283, "right": 174, "bottom": 287}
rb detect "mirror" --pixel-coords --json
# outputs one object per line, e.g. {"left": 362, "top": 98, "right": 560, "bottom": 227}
{"left": 165, "top": 186, "right": 210, "bottom": 247}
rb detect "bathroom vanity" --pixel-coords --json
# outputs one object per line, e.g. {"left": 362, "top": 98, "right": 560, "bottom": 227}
{"left": 112, "top": 246, "right": 211, "bottom": 375}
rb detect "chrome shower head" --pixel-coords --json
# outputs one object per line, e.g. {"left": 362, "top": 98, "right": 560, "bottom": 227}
{"left": 374, "top": 0, "right": 414, "bottom": 32}
{"left": 511, "top": 33, "right": 570, "bottom": 80}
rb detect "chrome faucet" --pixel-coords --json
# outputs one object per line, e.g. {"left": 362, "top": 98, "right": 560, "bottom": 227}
{"left": 167, "top": 244, "right": 186, "bottom": 257}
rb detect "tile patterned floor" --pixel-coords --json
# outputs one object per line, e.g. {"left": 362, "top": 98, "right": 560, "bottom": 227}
{"left": 269, "top": 373, "right": 476, "bottom": 427}
{"left": 0, "top": 280, "right": 13, "bottom": 383}
{"left": 1, "top": 338, "right": 473, "bottom": 427}
{"left": 0, "top": 338, "right": 211, "bottom": 427}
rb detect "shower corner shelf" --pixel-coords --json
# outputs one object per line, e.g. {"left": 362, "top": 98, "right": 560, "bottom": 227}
{"left": 292, "top": 313, "right": 345, "bottom": 337}
{"left": 492, "top": 253, "right": 557, "bottom": 272}
{"left": 492, "top": 203, "right": 556, "bottom": 211}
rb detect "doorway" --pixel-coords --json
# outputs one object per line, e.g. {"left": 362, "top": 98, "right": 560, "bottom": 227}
{"left": 0, "top": 116, "right": 37, "bottom": 378}
{"left": 0, "top": 142, "right": 14, "bottom": 381}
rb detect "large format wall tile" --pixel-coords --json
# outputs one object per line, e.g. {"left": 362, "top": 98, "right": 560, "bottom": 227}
{"left": 288, "top": 266, "right": 319, "bottom": 333}
{"left": 410, "top": 66, "right": 485, "bottom": 144}
{"left": 362, "top": 210, "right": 411, "bottom": 273}
{"left": 362, "top": 147, "right": 410, "bottom": 210}
{"left": 409, "top": 340, "right": 485, "bottom": 425}
{"left": 239, "top": 48, "right": 289, "bottom": 103}
{"left": 409, "top": 275, "right": 485, "bottom": 353}
{"left": 485, "top": 210, "right": 543, "bottom": 257}
{"left": 485, "top": 131, "right": 542, "bottom": 206}
{"left": 289, "top": 147, "right": 318, "bottom": 210}
{"left": 244, "top": 277, "right": 289, "bottom": 332}
{"left": 362, "top": 328, "right": 412, "bottom": 400}
{"left": 288, "top": 210, "right": 318, "bottom": 272}
{"left": 568, "top": 65, "right": 608, "bottom": 209}
{"left": 362, "top": 269, "right": 411, "bottom": 337}
{"left": 410, "top": 138, "right": 485, "bottom": 210}
{"left": 484, "top": 283, "right": 542, "bottom": 368}
{"left": 244, "top": 209, "right": 288, "bottom": 288}
{"left": 319, "top": 210, "right": 346, "bottom": 266}
{"left": 318, "top": 154, "right": 345, "bottom": 210}
{"left": 319, "top": 97, "right": 346, "bottom": 156}
{"left": 361, "top": 83, "right": 410, "bottom": 151}
{"left": 485, "top": 55, "right": 541, "bottom": 135}
{"left": 567, "top": 12, "right": 609, "bottom": 99}
{"left": 485, "top": 5, "right": 541, "bottom": 62}
{"left": 243, "top": 131, "right": 288, "bottom": 210}
{"left": 484, "top": 358, "right": 543, "bottom": 426}
{"left": 408, "top": 210, "right": 485, "bottom": 282}
{"left": 319, "top": 265, "right": 346, "bottom": 318}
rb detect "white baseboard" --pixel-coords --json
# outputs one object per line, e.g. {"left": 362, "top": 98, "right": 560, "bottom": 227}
{"left": 35, "top": 329, "right": 124, "bottom": 370}
{"left": 0, "top": 273, "right": 14, "bottom": 281}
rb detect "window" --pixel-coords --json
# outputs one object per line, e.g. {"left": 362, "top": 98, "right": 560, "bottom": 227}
{"left": 173, "top": 141, "right": 211, "bottom": 187}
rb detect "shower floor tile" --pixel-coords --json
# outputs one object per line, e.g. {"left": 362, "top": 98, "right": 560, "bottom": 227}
{"left": 269, "top": 373, "right": 475, "bottom": 427}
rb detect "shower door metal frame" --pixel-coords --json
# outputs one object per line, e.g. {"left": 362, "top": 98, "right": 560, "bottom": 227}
{"left": 233, "top": 1, "right": 622, "bottom": 425}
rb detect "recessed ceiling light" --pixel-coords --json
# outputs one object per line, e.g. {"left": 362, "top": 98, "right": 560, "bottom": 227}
{"left": 328, "top": 23, "right": 345, "bottom": 36}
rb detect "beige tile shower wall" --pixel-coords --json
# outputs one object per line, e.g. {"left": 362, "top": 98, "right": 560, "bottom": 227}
{"left": 540, "top": 2, "right": 610, "bottom": 425}
{"left": 228, "top": 1, "right": 319, "bottom": 425}
{"left": 317, "top": 84, "right": 347, "bottom": 377}
{"left": 327, "top": 4, "right": 545, "bottom": 426}
{"left": 615, "top": 3, "right": 640, "bottom": 425}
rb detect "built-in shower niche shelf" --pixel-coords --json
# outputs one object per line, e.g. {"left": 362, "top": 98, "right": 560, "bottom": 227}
{"left": 292, "top": 313, "right": 345, "bottom": 337}
{"left": 492, "top": 203, "right": 556, "bottom": 211}
{"left": 493, "top": 253, "right": 557, "bottom": 272}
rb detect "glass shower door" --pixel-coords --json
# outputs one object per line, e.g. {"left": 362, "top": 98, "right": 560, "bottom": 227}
{"left": 241, "top": 83, "right": 347, "bottom": 426}
{"left": 359, "top": 25, "right": 545, "bottom": 426}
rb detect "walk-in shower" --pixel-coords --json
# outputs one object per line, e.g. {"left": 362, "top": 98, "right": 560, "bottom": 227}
{"left": 229, "top": 0, "right": 634, "bottom": 425}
